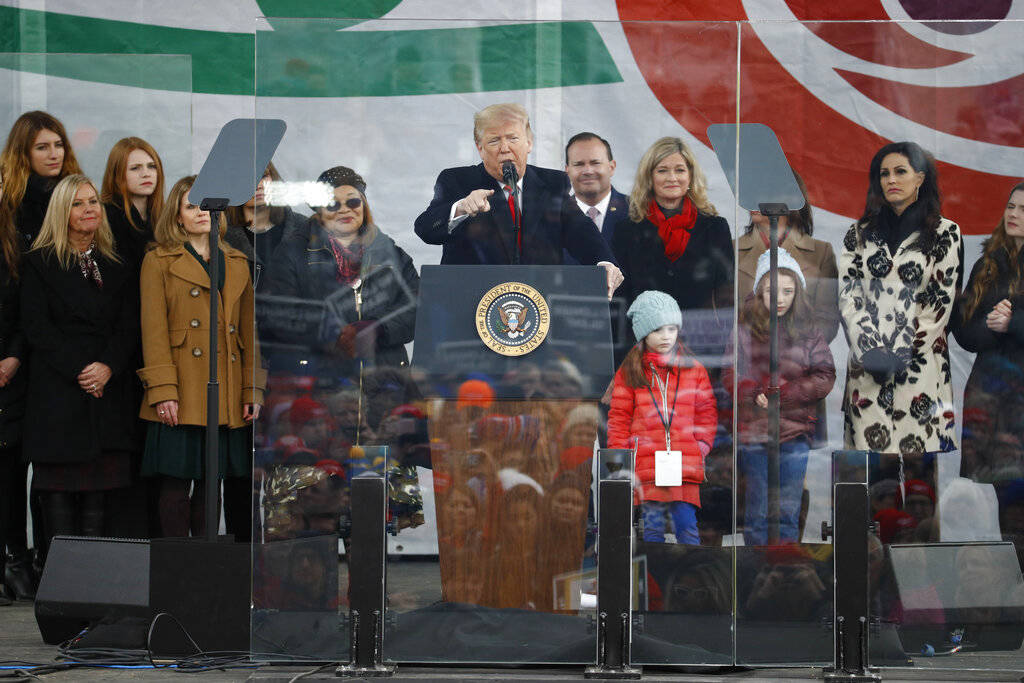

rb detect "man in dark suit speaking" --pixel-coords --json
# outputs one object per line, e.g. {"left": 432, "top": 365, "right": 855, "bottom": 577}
{"left": 414, "top": 103, "right": 623, "bottom": 298}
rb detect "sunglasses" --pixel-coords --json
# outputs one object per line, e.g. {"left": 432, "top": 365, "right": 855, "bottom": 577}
{"left": 323, "top": 197, "right": 363, "bottom": 212}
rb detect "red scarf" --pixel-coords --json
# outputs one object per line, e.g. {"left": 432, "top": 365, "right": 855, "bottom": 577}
{"left": 647, "top": 198, "right": 697, "bottom": 261}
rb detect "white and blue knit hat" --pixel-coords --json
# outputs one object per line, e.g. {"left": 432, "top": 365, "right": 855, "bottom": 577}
{"left": 753, "top": 247, "right": 806, "bottom": 293}
{"left": 627, "top": 290, "right": 681, "bottom": 342}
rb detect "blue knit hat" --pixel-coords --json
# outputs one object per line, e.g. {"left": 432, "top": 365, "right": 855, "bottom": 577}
{"left": 627, "top": 290, "right": 681, "bottom": 342}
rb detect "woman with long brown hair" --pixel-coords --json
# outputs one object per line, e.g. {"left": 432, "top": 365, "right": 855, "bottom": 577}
{"left": 21, "top": 174, "right": 139, "bottom": 560}
{"left": 952, "top": 181, "right": 1024, "bottom": 484}
{"left": 100, "top": 137, "right": 165, "bottom": 272}
{"left": 0, "top": 111, "right": 83, "bottom": 242}
{"left": 138, "top": 175, "right": 264, "bottom": 537}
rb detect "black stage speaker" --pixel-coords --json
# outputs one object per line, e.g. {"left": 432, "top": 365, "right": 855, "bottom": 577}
{"left": 887, "top": 541, "right": 1024, "bottom": 652}
{"left": 34, "top": 536, "right": 150, "bottom": 645}
{"left": 148, "top": 537, "right": 251, "bottom": 655}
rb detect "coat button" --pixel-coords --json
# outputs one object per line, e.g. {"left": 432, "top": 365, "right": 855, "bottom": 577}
{"left": 190, "top": 287, "right": 200, "bottom": 297}
{"left": 231, "top": 353, "right": 238, "bottom": 362}
{"left": 190, "top": 319, "right": 200, "bottom": 328}
{"left": 228, "top": 324, "right": 236, "bottom": 333}
{"left": 192, "top": 347, "right": 203, "bottom": 357}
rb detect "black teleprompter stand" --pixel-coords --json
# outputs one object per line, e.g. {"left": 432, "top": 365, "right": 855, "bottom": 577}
{"left": 707, "top": 123, "right": 807, "bottom": 543}
{"left": 336, "top": 475, "right": 395, "bottom": 678}
{"left": 822, "top": 483, "right": 881, "bottom": 682}
{"left": 585, "top": 476, "right": 640, "bottom": 679}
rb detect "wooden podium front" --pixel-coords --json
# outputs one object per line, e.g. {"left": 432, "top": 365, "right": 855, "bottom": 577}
{"left": 412, "top": 266, "right": 614, "bottom": 611}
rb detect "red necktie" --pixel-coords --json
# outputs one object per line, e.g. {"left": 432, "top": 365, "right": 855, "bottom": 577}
{"left": 505, "top": 185, "right": 521, "bottom": 254}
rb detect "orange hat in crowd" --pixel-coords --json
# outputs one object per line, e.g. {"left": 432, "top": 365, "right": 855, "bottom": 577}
{"left": 457, "top": 379, "right": 494, "bottom": 410}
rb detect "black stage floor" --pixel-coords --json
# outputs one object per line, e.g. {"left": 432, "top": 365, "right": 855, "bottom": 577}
{"left": 5, "top": 599, "right": 1024, "bottom": 682}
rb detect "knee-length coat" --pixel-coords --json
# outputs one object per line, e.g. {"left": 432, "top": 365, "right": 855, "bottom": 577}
{"left": 20, "top": 248, "right": 140, "bottom": 463}
{"left": 951, "top": 244, "right": 1024, "bottom": 482}
{"left": 137, "top": 244, "right": 266, "bottom": 427}
{"left": 839, "top": 217, "right": 961, "bottom": 457}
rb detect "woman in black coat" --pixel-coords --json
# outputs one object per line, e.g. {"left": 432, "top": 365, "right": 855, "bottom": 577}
{"left": 0, "top": 167, "right": 28, "bottom": 604}
{"left": 21, "top": 175, "right": 139, "bottom": 560}
{"left": 266, "top": 166, "right": 419, "bottom": 383}
{"left": 952, "top": 181, "right": 1024, "bottom": 484}
{"left": 223, "top": 162, "right": 306, "bottom": 292}
{"left": 612, "top": 137, "right": 733, "bottom": 354}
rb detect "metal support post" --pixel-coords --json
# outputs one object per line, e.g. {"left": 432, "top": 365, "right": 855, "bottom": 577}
{"left": 585, "top": 478, "right": 640, "bottom": 679}
{"left": 823, "top": 482, "right": 880, "bottom": 682}
{"left": 337, "top": 475, "right": 394, "bottom": 677}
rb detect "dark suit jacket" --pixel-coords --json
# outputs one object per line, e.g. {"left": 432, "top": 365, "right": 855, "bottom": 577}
{"left": 564, "top": 187, "right": 629, "bottom": 265}
{"left": 414, "top": 163, "right": 614, "bottom": 266}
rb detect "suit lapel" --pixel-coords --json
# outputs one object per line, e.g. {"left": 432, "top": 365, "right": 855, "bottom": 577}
{"left": 603, "top": 189, "right": 628, "bottom": 242}
{"left": 477, "top": 163, "right": 516, "bottom": 263}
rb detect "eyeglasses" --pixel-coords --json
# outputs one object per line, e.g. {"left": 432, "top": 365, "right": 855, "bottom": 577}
{"left": 323, "top": 197, "right": 363, "bottom": 212}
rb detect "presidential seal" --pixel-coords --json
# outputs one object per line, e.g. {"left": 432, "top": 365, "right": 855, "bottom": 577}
{"left": 476, "top": 282, "right": 550, "bottom": 357}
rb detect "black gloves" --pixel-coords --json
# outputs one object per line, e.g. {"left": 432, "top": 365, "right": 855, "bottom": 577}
{"left": 860, "top": 347, "right": 905, "bottom": 384}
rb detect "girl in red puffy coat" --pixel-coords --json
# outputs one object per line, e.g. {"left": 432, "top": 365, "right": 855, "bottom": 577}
{"left": 724, "top": 248, "right": 835, "bottom": 545}
{"left": 608, "top": 290, "right": 717, "bottom": 544}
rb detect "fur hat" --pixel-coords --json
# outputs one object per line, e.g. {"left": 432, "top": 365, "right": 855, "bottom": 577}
{"left": 627, "top": 290, "right": 681, "bottom": 342}
{"left": 753, "top": 247, "right": 806, "bottom": 293}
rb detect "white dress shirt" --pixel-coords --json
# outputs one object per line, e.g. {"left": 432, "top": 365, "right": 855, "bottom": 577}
{"left": 572, "top": 191, "right": 612, "bottom": 232}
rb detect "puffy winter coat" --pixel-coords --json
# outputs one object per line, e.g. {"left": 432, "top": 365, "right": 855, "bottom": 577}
{"left": 607, "top": 345, "right": 716, "bottom": 506}
{"left": 723, "top": 322, "right": 835, "bottom": 445}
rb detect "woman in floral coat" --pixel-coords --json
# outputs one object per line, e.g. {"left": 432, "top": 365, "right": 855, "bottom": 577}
{"left": 839, "top": 141, "right": 962, "bottom": 459}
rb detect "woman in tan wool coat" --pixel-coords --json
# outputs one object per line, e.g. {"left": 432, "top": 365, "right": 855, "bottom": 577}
{"left": 138, "top": 175, "right": 266, "bottom": 537}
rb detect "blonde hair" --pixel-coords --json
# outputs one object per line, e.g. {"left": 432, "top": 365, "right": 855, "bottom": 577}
{"left": 31, "top": 174, "right": 119, "bottom": 267}
{"left": 473, "top": 103, "right": 533, "bottom": 144}
{"left": 100, "top": 137, "right": 166, "bottom": 232}
{"left": 154, "top": 175, "right": 225, "bottom": 248}
{"left": 628, "top": 137, "right": 716, "bottom": 222}
{"left": 0, "top": 111, "right": 83, "bottom": 231}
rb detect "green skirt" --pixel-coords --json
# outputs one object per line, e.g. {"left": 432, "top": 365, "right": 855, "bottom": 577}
{"left": 141, "top": 422, "right": 251, "bottom": 479}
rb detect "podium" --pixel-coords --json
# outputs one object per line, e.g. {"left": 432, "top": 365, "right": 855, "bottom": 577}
{"left": 412, "top": 265, "right": 613, "bottom": 610}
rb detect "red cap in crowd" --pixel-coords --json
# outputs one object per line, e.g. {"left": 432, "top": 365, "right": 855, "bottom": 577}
{"left": 874, "top": 509, "right": 917, "bottom": 544}
{"left": 898, "top": 479, "right": 935, "bottom": 506}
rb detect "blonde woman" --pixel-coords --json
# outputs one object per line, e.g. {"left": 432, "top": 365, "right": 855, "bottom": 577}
{"left": 612, "top": 136, "right": 733, "bottom": 344}
{"left": 138, "top": 175, "right": 265, "bottom": 537}
{"left": 20, "top": 174, "right": 139, "bottom": 559}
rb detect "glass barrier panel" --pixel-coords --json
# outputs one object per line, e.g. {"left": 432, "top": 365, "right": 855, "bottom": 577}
{"left": 617, "top": 19, "right": 740, "bottom": 668}
{"left": 252, "top": 15, "right": 740, "bottom": 666}
{"left": 741, "top": 16, "right": 1024, "bottom": 675}
{"left": 725, "top": 19, "right": 837, "bottom": 667}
